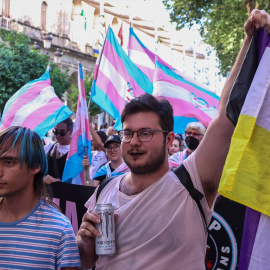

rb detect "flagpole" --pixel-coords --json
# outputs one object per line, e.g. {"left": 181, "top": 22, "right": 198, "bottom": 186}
{"left": 84, "top": 147, "right": 91, "bottom": 185}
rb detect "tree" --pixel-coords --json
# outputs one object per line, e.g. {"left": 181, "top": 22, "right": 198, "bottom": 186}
{"left": 67, "top": 72, "right": 103, "bottom": 118}
{"left": 0, "top": 28, "right": 71, "bottom": 114}
{"left": 163, "top": 0, "right": 270, "bottom": 76}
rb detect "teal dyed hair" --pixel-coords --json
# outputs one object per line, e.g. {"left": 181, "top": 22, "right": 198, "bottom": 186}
{"left": 0, "top": 126, "right": 49, "bottom": 200}
{"left": 0, "top": 126, "right": 48, "bottom": 175}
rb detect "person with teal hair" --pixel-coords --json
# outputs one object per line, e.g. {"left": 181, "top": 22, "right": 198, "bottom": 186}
{"left": 0, "top": 126, "right": 81, "bottom": 270}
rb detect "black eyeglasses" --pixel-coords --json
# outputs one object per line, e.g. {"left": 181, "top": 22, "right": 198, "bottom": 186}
{"left": 118, "top": 128, "right": 169, "bottom": 143}
{"left": 106, "top": 145, "right": 120, "bottom": 151}
{"left": 52, "top": 129, "right": 68, "bottom": 136}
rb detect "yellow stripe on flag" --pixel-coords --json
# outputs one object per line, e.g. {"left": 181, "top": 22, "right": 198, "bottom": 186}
{"left": 219, "top": 114, "right": 270, "bottom": 216}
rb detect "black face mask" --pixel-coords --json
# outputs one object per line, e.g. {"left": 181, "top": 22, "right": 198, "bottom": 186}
{"left": 185, "top": 136, "right": 199, "bottom": 150}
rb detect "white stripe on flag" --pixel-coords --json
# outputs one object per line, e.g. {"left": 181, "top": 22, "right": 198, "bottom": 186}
{"left": 241, "top": 47, "right": 270, "bottom": 129}
{"left": 100, "top": 54, "right": 127, "bottom": 97}
{"left": 249, "top": 214, "right": 270, "bottom": 269}
{"left": 154, "top": 81, "right": 218, "bottom": 119}
{"left": 11, "top": 86, "right": 57, "bottom": 126}
{"left": 128, "top": 50, "right": 155, "bottom": 70}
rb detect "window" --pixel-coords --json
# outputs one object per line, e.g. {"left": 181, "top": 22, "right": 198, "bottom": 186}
{"left": 2, "top": 0, "right": 10, "bottom": 18}
{"left": 41, "top": 1, "right": 47, "bottom": 31}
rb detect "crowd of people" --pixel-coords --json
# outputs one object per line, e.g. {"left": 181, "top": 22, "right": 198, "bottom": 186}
{"left": 0, "top": 9, "right": 269, "bottom": 270}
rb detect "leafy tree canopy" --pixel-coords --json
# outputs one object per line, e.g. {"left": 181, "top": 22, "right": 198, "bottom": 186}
{"left": 67, "top": 72, "right": 103, "bottom": 118}
{"left": 0, "top": 28, "right": 71, "bottom": 115}
{"left": 163, "top": 0, "right": 270, "bottom": 76}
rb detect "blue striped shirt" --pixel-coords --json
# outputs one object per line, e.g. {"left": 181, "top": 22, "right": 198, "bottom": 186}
{"left": 0, "top": 199, "right": 81, "bottom": 269}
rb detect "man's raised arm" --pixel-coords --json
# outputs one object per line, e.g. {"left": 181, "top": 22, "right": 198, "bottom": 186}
{"left": 196, "top": 9, "right": 270, "bottom": 207}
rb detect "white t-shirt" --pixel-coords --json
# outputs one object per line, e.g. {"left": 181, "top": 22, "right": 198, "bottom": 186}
{"left": 44, "top": 141, "right": 70, "bottom": 157}
{"left": 85, "top": 153, "right": 215, "bottom": 270}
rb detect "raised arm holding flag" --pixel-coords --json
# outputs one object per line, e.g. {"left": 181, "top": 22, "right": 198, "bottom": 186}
{"left": 62, "top": 62, "right": 91, "bottom": 185}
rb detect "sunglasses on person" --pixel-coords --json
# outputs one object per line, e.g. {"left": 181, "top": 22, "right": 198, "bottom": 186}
{"left": 52, "top": 129, "right": 68, "bottom": 136}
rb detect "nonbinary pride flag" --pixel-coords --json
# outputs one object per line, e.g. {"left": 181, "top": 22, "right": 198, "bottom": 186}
{"left": 153, "top": 60, "right": 220, "bottom": 134}
{"left": 0, "top": 68, "right": 72, "bottom": 137}
{"left": 218, "top": 29, "right": 270, "bottom": 270}
{"left": 62, "top": 62, "right": 91, "bottom": 185}
{"left": 91, "top": 26, "right": 153, "bottom": 131}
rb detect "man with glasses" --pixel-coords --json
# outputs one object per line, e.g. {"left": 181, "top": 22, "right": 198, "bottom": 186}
{"left": 91, "top": 135, "right": 129, "bottom": 186}
{"left": 77, "top": 10, "right": 270, "bottom": 269}
{"left": 44, "top": 118, "right": 73, "bottom": 184}
{"left": 169, "top": 122, "right": 206, "bottom": 168}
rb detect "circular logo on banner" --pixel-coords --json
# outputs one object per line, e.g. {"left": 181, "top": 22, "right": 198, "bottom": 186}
{"left": 205, "top": 211, "right": 238, "bottom": 270}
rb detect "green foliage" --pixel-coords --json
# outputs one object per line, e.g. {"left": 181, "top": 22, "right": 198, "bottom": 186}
{"left": 163, "top": 0, "right": 270, "bottom": 76}
{"left": 67, "top": 72, "right": 103, "bottom": 117}
{"left": 0, "top": 28, "right": 71, "bottom": 114}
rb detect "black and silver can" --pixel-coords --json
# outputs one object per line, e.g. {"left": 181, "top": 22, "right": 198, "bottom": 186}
{"left": 95, "top": 203, "right": 116, "bottom": 256}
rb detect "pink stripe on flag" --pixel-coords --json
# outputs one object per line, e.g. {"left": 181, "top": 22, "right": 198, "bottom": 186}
{"left": 20, "top": 97, "right": 63, "bottom": 128}
{"left": 95, "top": 70, "right": 126, "bottom": 113}
{"left": 163, "top": 96, "right": 213, "bottom": 126}
{"left": 135, "top": 64, "right": 154, "bottom": 82}
{"left": 128, "top": 36, "right": 156, "bottom": 63}
{"left": 102, "top": 41, "right": 147, "bottom": 97}
{"left": 69, "top": 129, "right": 81, "bottom": 156}
{"left": 156, "top": 67, "right": 219, "bottom": 107}
{"left": 2, "top": 80, "right": 51, "bottom": 128}
{"left": 79, "top": 79, "right": 86, "bottom": 99}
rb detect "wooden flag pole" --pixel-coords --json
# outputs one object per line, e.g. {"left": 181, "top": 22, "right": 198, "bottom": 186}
{"left": 83, "top": 147, "right": 91, "bottom": 185}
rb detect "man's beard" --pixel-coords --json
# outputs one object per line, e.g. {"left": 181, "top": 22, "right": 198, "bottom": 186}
{"left": 123, "top": 140, "right": 167, "bottom": 175}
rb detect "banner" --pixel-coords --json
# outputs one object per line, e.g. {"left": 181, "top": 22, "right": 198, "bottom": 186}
{"left": 46, "top": 182, "right": 96, "bottom": 235}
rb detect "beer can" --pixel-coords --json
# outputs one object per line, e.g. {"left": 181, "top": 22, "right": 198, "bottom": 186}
{"left": 95, "top": 203, "right": 116, "bottom": 256}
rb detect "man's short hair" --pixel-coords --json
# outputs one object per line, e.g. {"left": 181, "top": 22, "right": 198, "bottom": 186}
{"left": 121, "top": 94, "right": 174, "bottom": 134}
{"left": 0, "top": 126, "right": 48, "bottom": 199}
{"left": 60, "top": 118, "right": 73, "bottom": 131}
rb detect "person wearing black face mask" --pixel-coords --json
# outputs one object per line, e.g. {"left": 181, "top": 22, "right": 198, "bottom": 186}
{"left": 169, "top": 122, "right": 206, "bottom": 168}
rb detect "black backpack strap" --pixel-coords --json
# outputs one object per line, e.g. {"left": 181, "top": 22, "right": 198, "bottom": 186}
{"left": 96, "top": 175, "right": 118, "bottom": 202}
{"left": 174, "top": 164, "right": 210, "bottom": 270}
{"left": 173, "top": 164, "right": 208, "bottom": 229}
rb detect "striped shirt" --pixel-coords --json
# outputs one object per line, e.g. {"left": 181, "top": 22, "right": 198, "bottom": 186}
{"left": 0, "top": 199, "right": 81, "bottom": 269}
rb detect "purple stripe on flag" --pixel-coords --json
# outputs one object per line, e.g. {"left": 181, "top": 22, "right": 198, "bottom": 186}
{"left": 103, "top": 41, "right": 147, "bottom": 96}
{"left": 95, "top": 70, "right": 126, "bottom": 113}
{"left": 20, "top": 97, "right": 63, "bottom": 128}
{"left": 238, "top": 208, "right": 261, "bottom": 270}
{"left": 255, "top": 28, "right": 270, "bottom": 62}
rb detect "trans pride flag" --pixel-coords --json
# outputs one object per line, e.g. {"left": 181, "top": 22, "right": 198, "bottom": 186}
{"left": 0, "top": 68, "right": 72, "bottom": 137}
{"left": 62, "top": 62, "right": 91, "bottom": 185}
{"left": 128, "top": 27, "right": 156, "bottom": 82}
{"left": 128, "top": 27, "right": 174, "bottom": 82}
{"left": 218, "top": 29, "right": 270, "bottom": 269}
{"left": 91, "top": 27, "right": 153, "bottom": 131}
{"left": 153, "top": 60, "right": 220, "bottom": 134}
